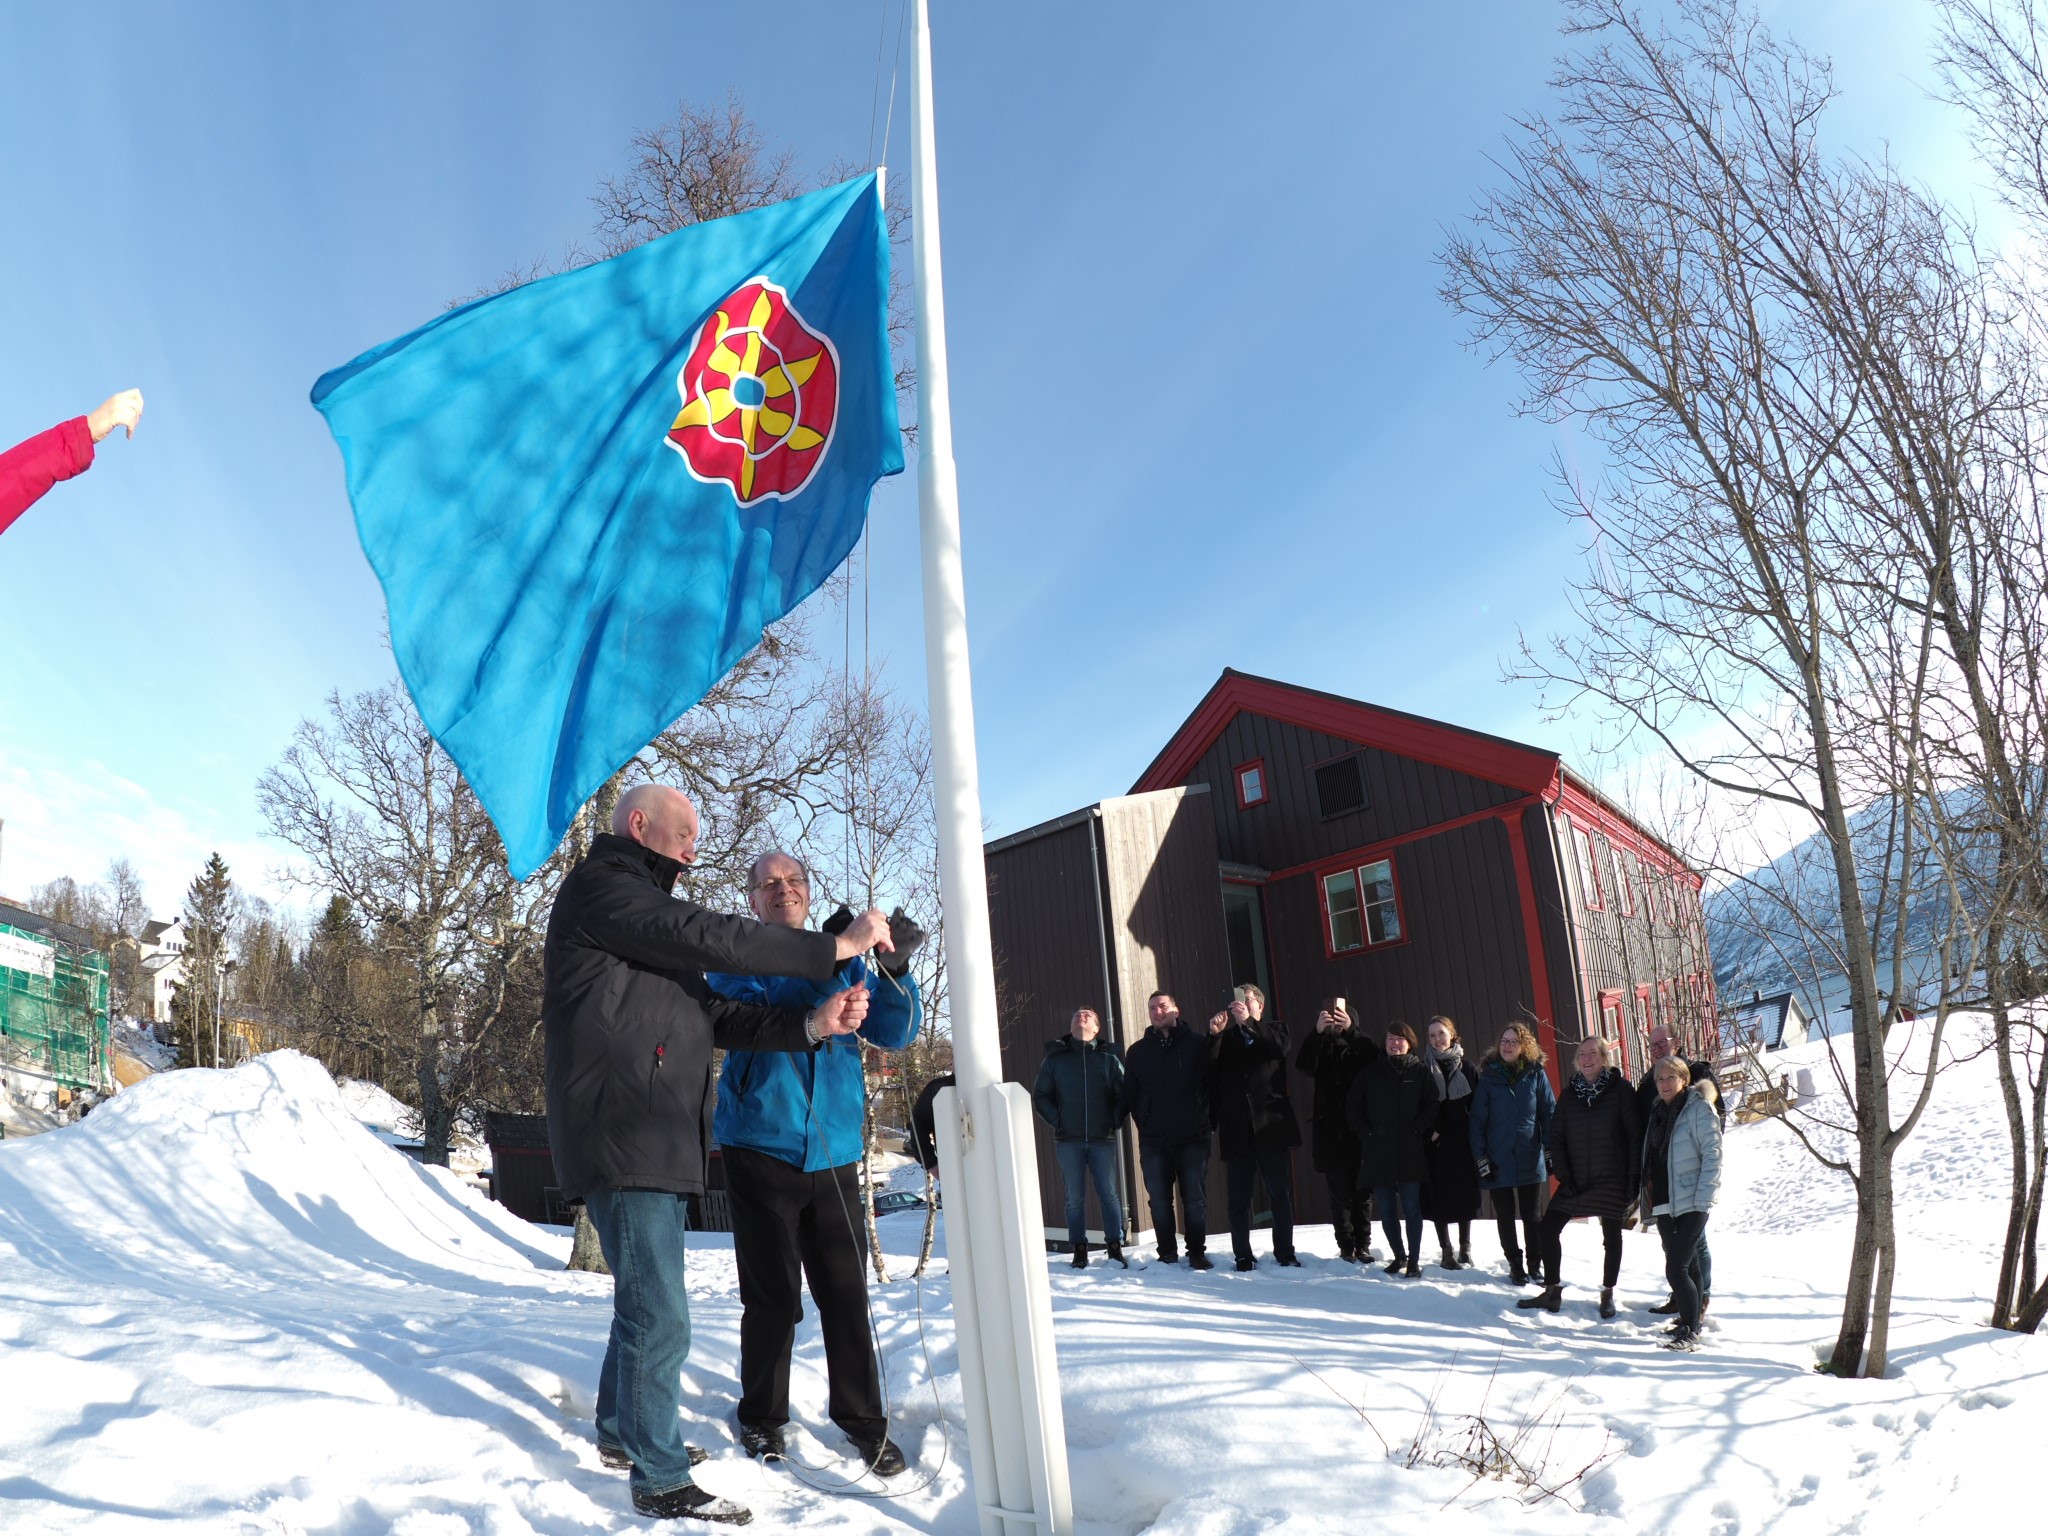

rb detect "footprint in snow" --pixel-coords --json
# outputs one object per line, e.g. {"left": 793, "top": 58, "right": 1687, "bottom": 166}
{"left": 1958, "top": 1388, "right": 2014, "bottom": 1410}
{"left": 1787, "top": 1473, "right": 1821, "bottom": 1507}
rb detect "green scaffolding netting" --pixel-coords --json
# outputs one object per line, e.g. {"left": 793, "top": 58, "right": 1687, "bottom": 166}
{"left": 0, "top": 920, "right": 111, "bottom": 1093}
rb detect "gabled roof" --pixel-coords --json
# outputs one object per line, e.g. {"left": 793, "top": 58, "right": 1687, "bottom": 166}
{"left": 0, "top": 899, "right": 99, "bottom": 953}
{"left": 1132, "top": 669, "right": 1565, "bottom": 798}
{"left": 1727, "top": 990, "right": 1807, "bottom": 1048}
{"left": 140, "top": 918, "right": 180, "bottom": 944}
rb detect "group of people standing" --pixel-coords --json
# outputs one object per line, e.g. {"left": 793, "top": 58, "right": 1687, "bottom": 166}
{"left": 1031, "top": 987, "right": 1726, "bottom": 1352}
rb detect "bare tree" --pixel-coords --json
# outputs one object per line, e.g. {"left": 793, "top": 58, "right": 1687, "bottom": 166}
{"left": 1440, "top": 0, "right": 1993, "bottom": 1375}
{"left": 257, "top": 684, "right": 535, "bottom": 1164}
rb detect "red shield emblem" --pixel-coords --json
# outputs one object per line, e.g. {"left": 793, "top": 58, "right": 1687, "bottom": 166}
{"left": 666, "top": 278, "right": 839, "bottom": 505}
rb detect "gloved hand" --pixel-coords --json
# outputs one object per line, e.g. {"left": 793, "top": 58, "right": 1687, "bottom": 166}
{"left": 822, "top": 905, "right": 855, "bottom": 937}
{"left": 1477, "top": 1157, "right": 1495, "bottom": 1183}
{"left": 880, "top": 907, "right": 925, "bottom": 977}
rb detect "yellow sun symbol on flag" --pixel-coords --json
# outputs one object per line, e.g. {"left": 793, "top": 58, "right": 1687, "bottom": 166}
{"left": 670, "top": 287, "right": 830, "bottom": 503}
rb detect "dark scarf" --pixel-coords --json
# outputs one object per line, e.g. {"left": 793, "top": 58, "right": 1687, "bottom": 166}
{"left": 1643, "top": 1092, "right": 1680, "bottom": 1203}
{"left": 1572, "top": 1067, "right": 1614, "bottom": 1107}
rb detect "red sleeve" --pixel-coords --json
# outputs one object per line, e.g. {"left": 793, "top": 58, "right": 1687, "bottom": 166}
{"left": 0, "top": 417, "right": 95, "bottom": 537}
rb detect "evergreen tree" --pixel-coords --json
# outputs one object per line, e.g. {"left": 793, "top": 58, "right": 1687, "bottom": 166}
{"left": 170, "top": 853, "right": 237, "bottom": 1069}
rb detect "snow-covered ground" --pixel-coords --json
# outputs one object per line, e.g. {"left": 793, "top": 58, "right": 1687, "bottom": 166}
{"left": 0, "top": 1035, "right": 2041, "bottom": 1534}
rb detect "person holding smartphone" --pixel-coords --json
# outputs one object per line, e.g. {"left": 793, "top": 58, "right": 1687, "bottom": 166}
{"left": 1295, "top": 997, "right": 1378, "bottom": 1262}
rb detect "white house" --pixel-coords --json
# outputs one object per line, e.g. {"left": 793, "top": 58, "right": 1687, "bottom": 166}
{"left": 1725, "top": 989, "right": 1813, "bottom": 1052}
{"left": 137, "top": 917, "right": 189, "bottom": 1024}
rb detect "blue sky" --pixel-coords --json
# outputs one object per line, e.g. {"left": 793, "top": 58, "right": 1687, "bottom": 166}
{"left": 0, "top": 1, "right": 1981, "bottom": 918}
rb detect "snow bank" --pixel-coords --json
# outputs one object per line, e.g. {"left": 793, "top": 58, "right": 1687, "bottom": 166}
{"left": 0, "top": 1036, "right": 2043, "bottom": 1534}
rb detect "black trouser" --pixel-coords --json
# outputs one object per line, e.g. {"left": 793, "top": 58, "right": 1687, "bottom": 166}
{"left": 1434, "top": 1219, "right": 1472, "bottom": 1258}
{"left": 722, "top": 1145, "right": 884, "bottom": 1441}
{"left": 1657, "top": 1211, "right": 1710, "bottom": 1329}
{"left": 1492, "top": 1182, "right": 1542, "bottom": 1265}
{"left": 1139, "top": 1137, "right": 1211, "bottom": 1257}
{"left": 1322, "top": 1162, "right": 1374, "bottom": 1256}
{"left": 1224, "top": 1142, "right": 1296, "bottom": 1263}
{"left": 1536, "top": 1207, "right": 1623, "bottom": 1288}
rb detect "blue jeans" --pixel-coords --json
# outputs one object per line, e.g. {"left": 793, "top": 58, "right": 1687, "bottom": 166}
{"left": 1139, "top": 1137, "right": 1210, "bottom": 1255}
{"left": 1053, "top": 1139, "right": 1124, "bottom": 1248}
{"left": 585, "top": 1188, "right": 698, "bottom": 1496}
{"left": 1372, "top": 1180, "right": 1424, "bottom": 1261}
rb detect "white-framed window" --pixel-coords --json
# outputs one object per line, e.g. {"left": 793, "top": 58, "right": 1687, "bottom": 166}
{"left": 1235, "top": 759, "right": 1268, "bottom": 808}
{"left": 1322, "top": 856, "right": 1403, "bottom": 953}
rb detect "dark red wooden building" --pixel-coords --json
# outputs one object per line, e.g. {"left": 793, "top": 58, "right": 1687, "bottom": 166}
{"left": 987, "top": 669, "right": 1714, "bottom": 1239}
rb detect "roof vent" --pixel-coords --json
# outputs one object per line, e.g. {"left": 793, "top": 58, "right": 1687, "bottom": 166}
{"left": 1314, "top": 754, "right": 1368, "bottom": 819}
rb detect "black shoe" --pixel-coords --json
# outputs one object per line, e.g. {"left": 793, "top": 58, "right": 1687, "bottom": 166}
{"left": 1106, "top": 1245, "right": 1129, "bottom": 1269}
{"left": 1506, "top": 1255, "right": 1528, "bottom": 1285}
{"left": 1071, "top": 1247, "right": 1088, "bottom": 1269}
{"left": 1235, "top": 1256, "right": 1258, "bottom": 1272}
{"left": 1599, "top": 1288, "right": 1617, "bottom": 1319}
{"left": 1383, "top": 1255, "right": 1408, "bottom": 1275}
{"left": 632, "top": 1484, "right": 752, "bottom": 1525}
{"left": 1457, "top": 1245, "right": 1473, "bottom": 1267}
{"left": 1275, "top": 1254, "right": 1302, "bottom": 1267}
{"left": 1664, "top": 1325, "right": 1702, "bottom": 1352}
{"left": 1157, "top": 1247, "right": 1180, "bottom": 1265}
{"left": 849, "top": 1435, "right": 909, "bottom": 1477}
{"left": 1187, "top": 1251, "right": 1214, "bottom": 1271}
{"left": 1402, "top": 1257, "right": 1421, "bottom": 1279}
{"left": 602, "top": 1442, "right": 709, "bottom": 1471}
{"left": 1516, "top": 1284, "right": 1563, "bottom": 1313}
{"left": 1439, "top": 1248, "right": 1463, "bottom": 1272}
{"left": 737, "top": 1424, "right": 785, "bottom": 1460}
{"left": 1647, "top": 1297, "right": 1680, "bottom": 1315}
{"left": 1336, "top": 1245, "right": 1357, "bottom": 1263}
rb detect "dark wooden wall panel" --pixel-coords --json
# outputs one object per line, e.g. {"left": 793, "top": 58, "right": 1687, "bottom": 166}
{"left": 1191, "top": 710, "right": 1524, "bottom": 874}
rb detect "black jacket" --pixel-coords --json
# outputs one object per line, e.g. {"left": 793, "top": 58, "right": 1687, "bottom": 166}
{"left": 1346, "top": 1052, "right": 1443, "bottom": 1186}
{"left": 1118, "top": 1019, "right": 1215, "bottom": 1145}
{"left": 1549, "top": 1068, "right": 1644, "bottom": 1221}
{"left": 1033, "top": 1035, "right": 1126, "bottom": 1142}
{"left": 1296, "top": 1026, "right": 1379, "bottom": 1174}
{"left": 1421, "top": 1055, "right": 1482, "bottom": 1220}
{"left": 1210, "top": 1015, "right": 1300, "bottom": 1158}
{"left": 542, "top": 833, "right": 836, "bottom": 1200}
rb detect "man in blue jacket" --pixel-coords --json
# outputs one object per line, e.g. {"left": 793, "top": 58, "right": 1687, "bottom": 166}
{"left": 706, "top": 850, "right": 923, "bottom": 1477}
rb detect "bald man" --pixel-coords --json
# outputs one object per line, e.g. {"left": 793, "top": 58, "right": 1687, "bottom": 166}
{"left": 543, "top": 783, "right": 892, "bottom": 1525}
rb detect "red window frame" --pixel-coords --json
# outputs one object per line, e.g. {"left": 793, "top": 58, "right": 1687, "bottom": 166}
{"left": 1611, "top": 843, "right": 1636, "bottom": 917}
{"left": 1233, "top": 757, "right": 1269, "bottom": 809}
{"left": 1597, "top": 988, "right": 1629, "bottom": 1075}
{"left": 1319, "top": 852, "right": 1410, "bottom": 958}
{"left": 1576, "top": 824, "right": 1605, "bottom": 910}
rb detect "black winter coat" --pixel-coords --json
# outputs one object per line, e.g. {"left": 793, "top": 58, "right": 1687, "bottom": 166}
{"left": 1549, "top": 1068, "right": 1644, "bottom": 1221}
{"left": 542, "top": 833, "right": 835, "bottom": 1200}
{"left": 1033, "top": 1036, "right": 1126, "bottom": 1143}
{"left": 1345, "top": 1052, "right": 1443, "bottom": 1186}
{"left": 1296, "top": 1026, "right": 1379, "bottom": 1173}
{"left": 1118, "top": 1020, "right": 1216, "bottom": 1145}
{"left": 1421, "top": 1056, "right": 1481, "bottom": 1220}
{"left": 1210, "top": 1016, "right": 1301, "bottom": 1158}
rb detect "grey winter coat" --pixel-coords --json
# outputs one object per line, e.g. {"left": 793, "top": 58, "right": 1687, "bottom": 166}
{"left": 1649, "top": 1087, "right": 1722, "bottom": 1217}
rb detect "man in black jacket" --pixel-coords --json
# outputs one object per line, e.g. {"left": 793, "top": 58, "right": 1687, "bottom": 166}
{"left": 1207, "top": 984, "right": 1300, "bottom": 1271}
{"left": 1032, "top": 1007, "right": 1128, "bottom": 1268}
{"left": 1117, "top": 991, "right": 1216, "bottom": 1269}
{"left": 544, "top": 783, "right": 889, "bottom": 1525}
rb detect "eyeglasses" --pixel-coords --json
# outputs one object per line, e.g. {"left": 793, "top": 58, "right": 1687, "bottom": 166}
{"left": 754, "top": 876, "right": 809, "bottom": 892}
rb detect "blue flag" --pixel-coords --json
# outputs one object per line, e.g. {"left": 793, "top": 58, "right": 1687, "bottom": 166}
{"left": 313, "top": 175, "right": 903, "bottom": 878}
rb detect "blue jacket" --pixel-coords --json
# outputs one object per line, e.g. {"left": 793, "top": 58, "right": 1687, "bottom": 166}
{"left": 707, "top": 954, "right": 921, "bottom": 1172}
{"left": 1468, "top": 1056, "right": 1555, "bottom": 1189}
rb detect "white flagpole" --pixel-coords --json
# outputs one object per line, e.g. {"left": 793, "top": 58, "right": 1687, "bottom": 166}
{"left": 907, "top": 3, "right": 1073, "bottom": 1533}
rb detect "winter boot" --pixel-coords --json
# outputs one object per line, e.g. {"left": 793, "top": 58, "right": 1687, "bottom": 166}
{"left": 1516, "top": 1283, "right": 1563, "bottom": 1313}
{"left": 1598, "top": 1288, "right": 1617, "bottom": 1319}
{"left": 1457, "top": 1238, "right": 1474, "bottom": 1267}
{"left": 1106, "top": 1243, "right": 1129, "bottom": 1269}
{"left": 848, "top": 1435, "right": 909, "bottom": 1477}
{"left": 1275, "top": 1252, "right": 1302, "bottom": 1267}
{"left": 1383, "top": 1252, "right": 1408, "bottom": 1275}
{"left": 1071, "top": 1243, "right": 1089, "bottom": 1269}
{"left": 1187, "top": 1250, "right": 1214, "bottom": 1271}
{"left": 1235, "top": 1256, "right": 1258, "bottom": 1272}
{"left": 1337, "top": 1244, "right": 1357, "bottom": 1263}
{"left": 738, "top": 1423, "right": 786, "bottom": 1460}
{"left": 1505, "top": 1251, "right": 1529, "bottom": 1286}
{"left": 1402, "top": 1256, "right": 1421, "bottom": 1279}
{"left": 1439, "top": 1243, "right": 1462, "bottom": 1271}
{"left": 601, "top": 1442, "right": 708, "bottom": 1471}
{"left": 1156, "top": 1241, "right": 1180, "bottom": 1265}
{"left": 1663, "top": 1324, "right": 1702, "bottom": 1352}
{"left": 632, "top": 1484, "right": 752, "bottom": 1525}
{"left": 1647, "top": 1296, "right": 1679, "bottom": 1315}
